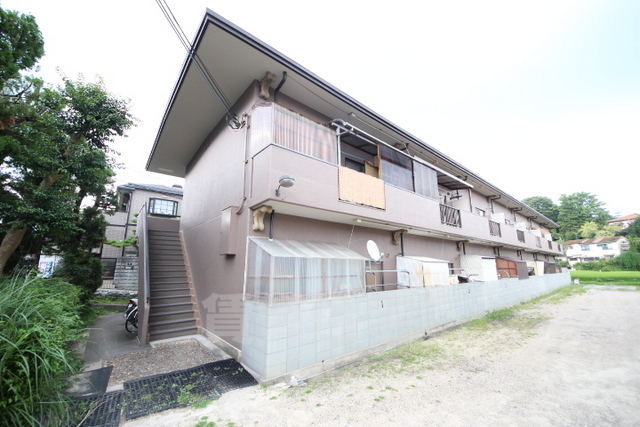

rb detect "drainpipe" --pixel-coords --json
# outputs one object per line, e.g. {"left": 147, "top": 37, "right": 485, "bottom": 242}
{"left": 274, "top": 71, "right": 287, "bottom": 103}
{"left": 269, "top": 210, "right": 275, "bottom": 241}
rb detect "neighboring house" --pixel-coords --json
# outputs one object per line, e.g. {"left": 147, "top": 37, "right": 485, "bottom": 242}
{"left": 141, "top": 10, "right": 569, "bottom": 382}
{"left": 100, "top": 183, "right": 183, "bottom": 290}
{"left": 563, "top": 236, "right": 630, "bottom": 266}
{"left": 606, "top": 214, "right": 639, "bottom": 229}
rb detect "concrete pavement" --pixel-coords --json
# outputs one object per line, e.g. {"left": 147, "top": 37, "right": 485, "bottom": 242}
{"left": 83, "top": 312, "right": 150, "bottom": 370}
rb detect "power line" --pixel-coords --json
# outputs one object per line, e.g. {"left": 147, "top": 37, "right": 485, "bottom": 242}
{"left": 155, "top": 0, "right": 243, "bottom": 129}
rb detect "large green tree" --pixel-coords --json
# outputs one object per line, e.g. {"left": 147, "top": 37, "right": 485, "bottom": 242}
{"left": 522, "top": 196, "right": 559, "bottom": 223}
{"left": 0, "top": 7, "right": 134, "bottom": 282}
{"left": 0, "top": 8, "right": 44, "bottom": 91}
{"left": 0, "top": 76, "right": 133, "bottom": 280}
{"left": 556, "top": 192, "right": 610, "bottom": 241}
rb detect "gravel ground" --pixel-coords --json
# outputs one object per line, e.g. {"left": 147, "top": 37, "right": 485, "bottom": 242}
{"left": 122, "top": 289, "right": 640, "bottom": 426}
{"left": 103, "top": 339, "right": 223, "bottom": 386}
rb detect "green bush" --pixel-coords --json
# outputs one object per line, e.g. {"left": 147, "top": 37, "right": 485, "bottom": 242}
{"left": 0, "top": 275, "right": 84, "bottom": 426}
{"left": 573, "top": 260, "right": 615, "bottom": 271}
{"left": 53, "top": 252, "right": 103, "bottom": 303}
{"left": 613, "top": 251, "right": 640, "bottom": 270}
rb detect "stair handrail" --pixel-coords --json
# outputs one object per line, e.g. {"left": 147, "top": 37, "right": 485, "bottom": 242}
{"left": 137, "top": 203, "right": 151, "bottom": 346}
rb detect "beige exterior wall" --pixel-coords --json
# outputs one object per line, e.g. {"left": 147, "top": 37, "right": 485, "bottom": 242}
{"left": 177, "top": 81, "right": 562, "bottom": 352}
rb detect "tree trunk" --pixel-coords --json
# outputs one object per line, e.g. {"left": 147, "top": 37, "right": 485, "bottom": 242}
{"left": 0, "top": 226, "right": 28, "bottom": 276}
{"left": 0, "top": 172, "right": 62, "bottom": 277}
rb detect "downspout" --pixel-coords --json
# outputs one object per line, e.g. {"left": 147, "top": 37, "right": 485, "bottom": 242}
{"left": 274, "top": 71, "right": 287, "bottom": 103}
{"left": 269, "top": 210, "right": 275, "bottom": 241}
{"left": 236, "top": 112, "right": 250, "bottom": 216}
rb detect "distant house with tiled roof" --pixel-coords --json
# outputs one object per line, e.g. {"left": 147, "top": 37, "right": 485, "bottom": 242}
{"left": 99, "top": 182, "right": 183, "bottom": 290}
{"left": 562, "top": 236, "right": 630, "bottom": 266}
{"left": 607, "top": 213, "right": 639, "bottom": 229}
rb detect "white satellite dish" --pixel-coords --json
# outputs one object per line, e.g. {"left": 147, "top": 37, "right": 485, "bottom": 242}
{"left": 366, "top": 240, "right": 382, "bottom": 261}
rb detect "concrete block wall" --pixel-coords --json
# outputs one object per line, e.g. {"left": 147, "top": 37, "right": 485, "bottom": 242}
{"left": 113, "top": 257, "right": 139, "bottom": 291}
{"left": 242, "top": 272, "right": 570, "bottom": 382}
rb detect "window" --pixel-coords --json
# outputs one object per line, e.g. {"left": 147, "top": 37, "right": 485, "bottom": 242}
{"left": 102, "top": 258, "right": 117, "bottom": 279}
{"left": 345, "top": 158, "right": 365, "bottom": 173}
{"left": 475, "top": 208, "right": 486, "bottom": 217}
{"left": 581, "top": 245, "right": 591, "bottom": 251}
{"left": 380, "top": 145, "right": 414, "bottom": 191}
{"left": 120, "top": 193, "right": 130, "bottom": 213}
{"left": 149, "top": 198, "right": 178, "bottom": 216}
{"left": 597, "top": 244, "right": 612, "bottom": 250}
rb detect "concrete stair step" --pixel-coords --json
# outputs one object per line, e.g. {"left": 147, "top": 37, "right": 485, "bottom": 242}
{"left": 149, "top": 326, "right": 198, "bottom": 341}
{"left": 150, "top": 301, "right": 195, "bottom": 314}
{"left": 150, "top": 295, "right": 193, "bottom": 306}
{"left": 151, "top": 287, "right": 191, "bottom": 297}
{"left": 148, "top": 310, "right": 196, "bottom": 322}
{"left": 150, "top": 282, "right": 189, "bottom": 289}
{"left": 149, "top": 317, "right": 197, "bottom": 333}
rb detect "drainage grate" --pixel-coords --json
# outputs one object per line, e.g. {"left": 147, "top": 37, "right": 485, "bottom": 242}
{"left": 123, "top": 359, "right": 256, "bottom": 419}
{"left": 76, "top": 391, "right": 123, "bottom": 427}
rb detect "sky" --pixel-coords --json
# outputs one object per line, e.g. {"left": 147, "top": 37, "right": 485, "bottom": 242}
{"left": 3, "top": 0, "right": 639, "bottom": 217}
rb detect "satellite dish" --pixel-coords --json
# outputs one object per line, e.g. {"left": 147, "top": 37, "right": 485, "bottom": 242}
{"left": 366, "top": 240, "right": 382, "bottom": 261}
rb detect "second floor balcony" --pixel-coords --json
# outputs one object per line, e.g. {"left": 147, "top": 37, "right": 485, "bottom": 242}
{"left": 248, "top": 103, "right": 562, "bottom": 256}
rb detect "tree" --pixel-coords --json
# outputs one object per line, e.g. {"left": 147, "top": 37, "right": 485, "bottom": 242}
{"left": 0, "top": 76, "right": 134, "bottom": 279}
{"left": 579, "top": 221, "right": 623, "bottom": 239}
{"left": 522, "top": 196, "right": 558, "bottom": 223}
{"left": 0, "top": 8, "right": 44, "bottom": 90}
{"left": 556, "top": 192, "right": 610, "bottom": 241}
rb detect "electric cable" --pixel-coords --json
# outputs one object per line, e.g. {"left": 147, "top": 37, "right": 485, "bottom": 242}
{"left": 155, "top": 0, "right": 243, "bottom": 129}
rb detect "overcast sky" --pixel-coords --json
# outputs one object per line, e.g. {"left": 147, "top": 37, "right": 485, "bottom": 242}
{"left": 3, "top": 0, "right": 639, "bottom": 217}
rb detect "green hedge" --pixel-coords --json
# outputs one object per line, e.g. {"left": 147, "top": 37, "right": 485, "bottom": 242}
{"left": 0, "top": 275, "right": 84, "bottom": 426}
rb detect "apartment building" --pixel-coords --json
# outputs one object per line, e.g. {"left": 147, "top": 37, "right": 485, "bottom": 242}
{"left": 141, "top": 10, "right": 569, "bottom": 382}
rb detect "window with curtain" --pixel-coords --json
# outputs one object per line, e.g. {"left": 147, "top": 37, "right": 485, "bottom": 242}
{"left": 249, "top": 103, "right": 337, "bottom": 164}
{"left": 413, "top": 161, "right": 438, "bottom": 199}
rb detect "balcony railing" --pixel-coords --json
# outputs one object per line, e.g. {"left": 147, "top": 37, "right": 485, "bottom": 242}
{"left": 489, "top": 220, "right": 501, "bottom": 237}
{"left": 440, "top": 204, "right": 462, "bottom": 227}
{"left": 517, "top": 230, "right": 525, "bottom": 243}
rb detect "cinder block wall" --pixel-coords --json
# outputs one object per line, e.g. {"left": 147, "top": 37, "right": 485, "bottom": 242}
{"left": 113, "top": 257, "right": 139, "bottom": 291}
{"left": 242, "top": 272, "right": 570, "bottom": 382}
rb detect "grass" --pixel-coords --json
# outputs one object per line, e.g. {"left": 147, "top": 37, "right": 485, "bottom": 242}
{"left": 570, "top": 270, "right": 640, "bottom": 286}
{"left": 0, "top": 275, "right": 86, "bottom": 426}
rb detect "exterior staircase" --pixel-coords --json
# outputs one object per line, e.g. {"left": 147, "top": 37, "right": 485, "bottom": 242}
{"left": 147, "top": 224, "right": 200, "bottom": 341}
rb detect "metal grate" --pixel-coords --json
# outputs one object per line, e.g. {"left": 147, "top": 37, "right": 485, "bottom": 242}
{"left": 76, "top": 391, "right": 123, "bottom": 427}
{"left": 123, "top": 359, "right": 256, "bottom": 419}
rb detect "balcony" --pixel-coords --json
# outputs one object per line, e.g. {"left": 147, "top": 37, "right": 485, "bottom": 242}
{"left": 440, "top": 204, "right": 462, "bottom": 227}
{"left": 247, "top": 104, "right": 562, "bottom": 256}
{"left": 489, "top": 220, "right": 502, "bottom": 237}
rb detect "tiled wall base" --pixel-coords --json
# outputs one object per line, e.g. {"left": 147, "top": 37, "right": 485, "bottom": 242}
{"left": 242, "top": 272, "right": 570, "bottom": 382}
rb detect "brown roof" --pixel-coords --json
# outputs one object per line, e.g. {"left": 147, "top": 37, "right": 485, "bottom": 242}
{"left": 563, "top": 236, "right": 627, "bottom": 246}
{"left": 607, "top": 213, "right": 639, "bottom": 223}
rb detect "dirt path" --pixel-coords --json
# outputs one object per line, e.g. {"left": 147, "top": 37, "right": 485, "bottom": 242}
{"left": 123, "top": 289, "right": 640, "bottom": 426}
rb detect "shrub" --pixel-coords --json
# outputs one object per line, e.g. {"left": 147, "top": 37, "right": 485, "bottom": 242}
{"left": 53, "top": 251, "right": 103, "bottom": 303}
{"left": 0, "top": 275, "right": 84, "bottom": 426}
{"left": 573, "top": 260, "right": 615, "bottom": 271}
{"left": 612, "top": 251, "right": 640, "bottom": 271}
